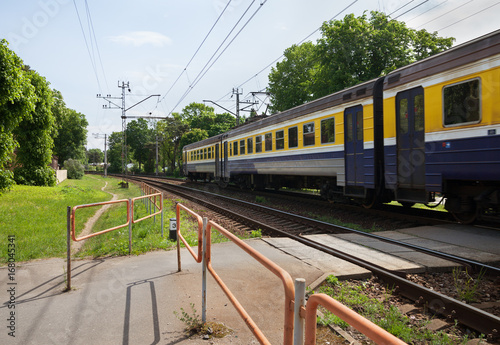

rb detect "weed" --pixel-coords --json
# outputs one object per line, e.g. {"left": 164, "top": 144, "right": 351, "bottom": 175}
{"left": 174, "top": 303, "right": 203, "bottom": 334}
{"left": 255, "top": 195, "right": 267, "bottom": 203}
{"left": 174, "top": 303, "right": 232, "bottom": 339}
{"left": 250, "top": 229, "right": 262, "bottom": 238}
{"left": 452, "top": 267, "right": 485, "bottom": 303}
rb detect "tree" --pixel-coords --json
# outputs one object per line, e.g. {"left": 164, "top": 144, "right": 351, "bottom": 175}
{"left": 267, "top": 42, "right": 318, "bottom": 113}
{"left": 106, "top": 131, "right": 126, "bottom": 173}
{"left": 13, "top": 69, "right": 57, "bottom": 186}
{"left": 157, "top": 114, "right": 190, "bottom": 174}
{"left": 86, "top": 148, "right": 103, "bottom": 164}
{"left": 267, "top": 12, "right": 454, "bottom": 112}
{"left": 64, "top": 158, "right": 84, "bottom": 179}
{"left": 126, "top": 118, "right": 153, "bottom": 172}
{"left": 0, "top": 40, "right": 35, "bottom": 191}
{"left": 51, "top": 90, "right": 88, "bottom": 163}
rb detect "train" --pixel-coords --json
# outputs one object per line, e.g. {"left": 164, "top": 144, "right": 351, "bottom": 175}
{"left": 182, "top": 29, "right": 500, "bottom": 223}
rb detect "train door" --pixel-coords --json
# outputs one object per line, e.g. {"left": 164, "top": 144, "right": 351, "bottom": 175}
{"left": 222, "top": 141, "right": 229, "bottom": 182}
{"left": 395, "top": 87, "right": 425, "bottom": 200}
{"left": 344, "top": 105, "right": 364, "bottom": 192}
{"left": 215, "top": 143, "right": 220, "bottom": 181}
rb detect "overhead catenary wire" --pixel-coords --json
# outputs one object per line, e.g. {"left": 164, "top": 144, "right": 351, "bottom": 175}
{"left": 437, "top": 1, "right": 500, "bottom": 32}
{"left": 158, "top": 0, "right": 233, "bottom": 104}
{"left": 166, "top": 0, "right": 267, "bottom": 115}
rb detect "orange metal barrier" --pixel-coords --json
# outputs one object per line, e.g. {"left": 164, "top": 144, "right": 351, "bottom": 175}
{"left": 304, "top": 293, "right": 407, "bottom": 345}
{"left": 205, "top": 220, "right": 295, "bottom": 345}
{"left": 71, "top": 199, "right": 130, "bottom": 242}
{"left": 67, "top": 182, "right": 164, "bottom": 290}
{"left": 176, "top": 203, "right": 203, "bottom": 267}
{"left": 131, "top": 192, "right": 162, "bottom": 223}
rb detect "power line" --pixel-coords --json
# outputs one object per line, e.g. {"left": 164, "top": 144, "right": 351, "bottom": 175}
{"left": 167, "top": 0, "right": 267, "bottom": 115}
{"left": 416, "top": 0, "right": 472, "bottom": 29}
{"left": 73, "top": 0, "right": 102, "bottom": 91}
{"left": 159, "top": 0, "right": 233, "bottom": 104}
{"left": 394, "top": 0, "right": 429, "bottom": 20}
{"left": 84, "top": 0, "right": 110, "bottom": 92}
{"left": 405, "top": 0, "right": 448, "bottom": 23}
{"left": 216, "top": 0, "right": 359, "bottom": 105}
{"left": 437, "top": 1, "right": 500, "bottom": 32}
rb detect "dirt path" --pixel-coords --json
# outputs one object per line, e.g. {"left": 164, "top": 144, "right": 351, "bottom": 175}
{"left": 72, "top": 178, "right": 119, "bottom": 253}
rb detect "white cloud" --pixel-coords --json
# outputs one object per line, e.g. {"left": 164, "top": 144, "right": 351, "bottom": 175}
{"left": 109, "top": 31, "right": 172, "bottom": 47}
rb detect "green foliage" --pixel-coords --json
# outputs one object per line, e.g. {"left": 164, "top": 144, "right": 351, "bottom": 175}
{"left": 13, "top": 166, "right": 56, "bottom": 186}
{"left": 250, "top": 229, "right": 262, "bottom": 238}
{"left": 174, "top": 303, "right": 203, "bottom": 334}
{"left": 268, "top": 42, "right": 318, "bottom": 113}
{"left": 106, "top": 132, "right": 126, "bottom": 173}
{"left": 52, "top": 90, "right": 88, "bottom": 163}
{"left": 0, "top": 176, "right": 111, "bottom": 263}
{"left": 0, "top": 40, "right": 36, "bottom": 191}
{"left": 317, "top": 279, "right": 470, "bottom": 343}
{"left": 268, "top": 11, "right": 454, "bottom": 112}
{"left": 13, "top": 69, "right": 56, "bottom": 187}
{"left": 452, "top": 267, "right": 485, "bottom": 303}
{"left": 64, "top": 158, "right": 85, "bottom": 179}
{"left": 87, "top": 148, "right": 104, "bottom": 164}
{"left": 126, "top": 118, "right": 153, "bottom": 171}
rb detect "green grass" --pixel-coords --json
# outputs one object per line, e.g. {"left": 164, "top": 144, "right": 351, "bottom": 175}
{"left": 0, "top": 174, "right": 259, "bottom": 264}
{"left": 316, "top": 275, "right": 481, "bottom": 344}
{"left": 0, "top": 175, "right": 112, "bottom": 264}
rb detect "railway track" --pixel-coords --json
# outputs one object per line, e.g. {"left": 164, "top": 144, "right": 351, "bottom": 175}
{"left": 119, "top": 174, "right": 500, "bottom": 337}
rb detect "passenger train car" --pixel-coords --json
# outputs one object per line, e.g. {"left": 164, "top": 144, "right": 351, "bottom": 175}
{"left": 183, "top": 30, "right": 500, "bottom": 222}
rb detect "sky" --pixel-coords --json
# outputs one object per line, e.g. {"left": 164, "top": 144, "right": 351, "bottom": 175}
{"left": 1, "top": 0, "right": 499, "bottom": 150}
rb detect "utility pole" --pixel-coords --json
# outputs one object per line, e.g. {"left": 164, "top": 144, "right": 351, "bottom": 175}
{"left": 155, "top": 134, "right": 164, "bottom": 176}
{"left": 232, "top": 88, "right": 242, "bottom": 126}
{"left": 93, "top": 133, "right": 108, "bottom": 177}
{"left": 97, "top": 81, "right": 160, "bottom": 178}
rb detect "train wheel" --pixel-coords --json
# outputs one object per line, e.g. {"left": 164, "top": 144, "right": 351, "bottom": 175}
{"left": 452, "top": 207, "right": 478, "bottom": 224}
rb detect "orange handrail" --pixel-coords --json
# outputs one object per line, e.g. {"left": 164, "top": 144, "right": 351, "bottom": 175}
{"left": 304, "top": 293, "right": 407, "bottom": 345}
{"left": 205, "top": 220, "right": 295, "bottom": 345}
{"left": 176, "top": 203, "right": 203, "bottom": 263}
{"left": 131, "top": 192, "right": 162, "bottom": 223}
{"left": 71, "top": 199, "right": 130, "bottom": 242}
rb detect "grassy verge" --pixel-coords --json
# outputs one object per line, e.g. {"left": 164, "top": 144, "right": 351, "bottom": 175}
{"left": 75, "top": 183, "right": 240, "bottom": 259}
{"left": 0, "top": 175, "right": 112, "bottom": 264}
{"left": 315, "top": 275, "right": 482, "bottom": 344}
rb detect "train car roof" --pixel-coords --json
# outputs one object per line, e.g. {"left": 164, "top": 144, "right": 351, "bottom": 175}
{"left": 384, "top": 29, "right": 500, "bottom": 89}
{"left": 183, "top": 77, "right": 380, "bottom": 150}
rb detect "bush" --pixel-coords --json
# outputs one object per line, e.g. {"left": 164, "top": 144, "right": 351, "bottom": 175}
{"left": 64, "top": 159, "right": 84, "bottom": 179}
{"left": 14, "top": 166, "right": 56, "bottom": 186}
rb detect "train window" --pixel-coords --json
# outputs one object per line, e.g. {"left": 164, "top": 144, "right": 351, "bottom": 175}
{"left": 240, "top": 139, "right": 245, "bottom": 155}
{"left": 256, "top": 135, "right": 262, "bottom": 153}
{"left": 233, "top": 141, "right": 238, "bottom": 156}
{"left": 204, "top": 148, "right": 207, "bottom": 160}
{"left": 265, "top": 133, "right": 273, "bottom": 151}
{"left": 356, "top": 111, "right": 363, "bottom": 141}
{"left": 276, "top": 130, "right": 284, "bottom": 150}
{"left": 247, "top": 137, "right": 253, "bottom": 154}
{"left": 208, "top": 147, "right": 212, "bottom": 159}
{"left": 443, "top": 79, "right": 480, "bottom": 126}
{"left": 321, "top": 117, "right": 335, "bottom": 144}
{"left": 288, "top": 127, "right": 298, "bottom": 148}
{"left": 414, "top": 95, "right": 424, "bottom": 131}
{"left": 303, "top": 122, "right": 315, "bottom": 146}
{"left": 399, "top": 98, "right": 409, "bottom": 134}
{"left": 346, "top": 113, "right": 353, "bottom": 142}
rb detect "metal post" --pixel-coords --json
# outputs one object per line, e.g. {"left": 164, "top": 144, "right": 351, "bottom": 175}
{"left": 66, "top": 206, "right": 71, "bottom": 291}
{"left": 202, "top": 217, "right": 208, "bottom": 323}
{"left": 128, "top": 198, "right": 132, "bottom": 255}
{"left": 160, "top": 194, "right": 164, "bottom": 238}
{"left": 177, "top": 214, "right": 181, "bottom": 272}
{"left": 294, "top": 278, "right": 306, "bottom": 345}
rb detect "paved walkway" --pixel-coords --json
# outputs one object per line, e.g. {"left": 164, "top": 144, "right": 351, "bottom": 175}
{"left": 1, "top": 223, "right": 498, "bottom": 344}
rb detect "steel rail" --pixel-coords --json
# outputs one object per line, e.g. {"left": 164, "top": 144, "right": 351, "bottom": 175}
{"left": 125, "top": 176, "right": 500, "bottom": 336}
